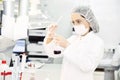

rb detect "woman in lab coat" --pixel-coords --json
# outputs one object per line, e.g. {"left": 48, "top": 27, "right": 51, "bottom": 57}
{"left": 44, "top": 6, "right": 104, "bottom": 80}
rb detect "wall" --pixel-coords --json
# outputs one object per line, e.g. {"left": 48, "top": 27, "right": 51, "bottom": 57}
{"left": 90, "top": 0, "right": 120, "bottom": 48}
{"left": 40, "top": 0, "right": 120, "bottom": 48}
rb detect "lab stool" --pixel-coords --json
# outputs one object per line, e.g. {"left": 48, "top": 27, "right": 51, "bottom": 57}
{"left": 118, "top": 68, "right": 120, "bottom": 80}
{"left": 104, "top": 67, "right": 118, "bottom": 80}
{"left": 98, "top": 64, "right": 119, "bottom": 80}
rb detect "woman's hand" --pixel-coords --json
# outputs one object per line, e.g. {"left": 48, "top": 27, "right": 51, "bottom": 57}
{"left": 54, "top": 35, "right": 70, "bottom": 48}
{"left": 44, "top": 23, "right": 58, "bottom": 44}
{"left": 46, "top": 23, "right": 58, "bottom": 38}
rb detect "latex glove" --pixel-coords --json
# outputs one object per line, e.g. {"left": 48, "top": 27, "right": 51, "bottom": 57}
{"left": 53, "top": 34, "right": 70, "bottom": 48}
{"left": 46, "top": 23, "right": 58, "bottom": 38}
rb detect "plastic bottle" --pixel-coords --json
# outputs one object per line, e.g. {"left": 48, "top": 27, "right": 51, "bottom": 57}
{"left": 112, "top": 43, "right": 120, "bottom": 66}
{"left": 0, "top": 60, "right": 12, "bottom": 80}
{"left": 10, "top": 55, "right": 20, "bottom": 80}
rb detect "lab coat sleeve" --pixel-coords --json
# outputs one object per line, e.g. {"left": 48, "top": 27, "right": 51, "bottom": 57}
{"left": 64, "top": 40, "right": 104, "bottom": 72}
{"left": 43, "top": 39, "right": 65, "bottom": 54}
{"left": 67, "top": 35, "right": 77, "bottom": 43}
{"left": 43, "top": 40, "right": 55, "bottom": 54}
{"left": 43, "top": 35, "right": 75, "bottom": 54}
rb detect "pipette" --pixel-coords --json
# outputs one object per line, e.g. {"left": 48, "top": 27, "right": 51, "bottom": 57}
{"left": 46, "top": 15, "right": 63, "bottom": 32}
{"left": 56, "top": 16, "right": 63, "bottom": 24}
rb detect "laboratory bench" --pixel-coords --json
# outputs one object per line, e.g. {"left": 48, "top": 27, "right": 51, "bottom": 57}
{"left": 22, "top": 64, "right": 62, "bottom": 80}
{"left": 97, "top": 54, "right": 120, "bottom": 80}
{"left": 0, "top": 43, "right": 62, "bottom": 80}
{"left": 0, "top": 37, "right": 120, "bottom": 80}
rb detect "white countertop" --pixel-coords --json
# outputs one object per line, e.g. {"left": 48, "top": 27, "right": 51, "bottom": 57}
{"left": 22, "top": 64, "right": 62, "bottom": 80}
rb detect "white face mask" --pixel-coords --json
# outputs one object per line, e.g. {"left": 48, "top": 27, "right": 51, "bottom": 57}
{"left": 73, "top": 24, "right": 89, "bottom": 36}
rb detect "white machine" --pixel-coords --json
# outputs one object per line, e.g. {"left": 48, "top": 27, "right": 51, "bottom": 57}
{"left": 28, "top": 28, "right": 46, "bottom": 43}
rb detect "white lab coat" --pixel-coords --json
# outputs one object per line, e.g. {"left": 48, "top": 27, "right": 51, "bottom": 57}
{"left": 44, "top": 31, "right": 104, "bottom": 80}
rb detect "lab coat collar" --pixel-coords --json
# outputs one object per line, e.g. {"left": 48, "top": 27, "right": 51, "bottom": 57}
{"left": 78, "top": 31, "right": 94, "bottom": 40}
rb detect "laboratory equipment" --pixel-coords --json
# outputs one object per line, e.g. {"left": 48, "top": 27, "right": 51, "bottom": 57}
{"left": 13, "top": 39, "right": 26, "bottom": 54}
{"left": 19, "top": 0, "right": 29, "bottom": 16}
{"left": 112, "top": 43, "right": 120, "bottom": 66}
{"left": 0, "top": 60, "right": 12, "bottom": 80}
{"left": 28, "top": 28, "right": 46, "bottom": 43}
{"left": 1, "top": 0, "right": 15, "bottom": 39}
{"left": 54, "top": 51, "right": 61, "bottom": 54}
{"left": 98, "top": 48, "right": 120, "bottom": 80}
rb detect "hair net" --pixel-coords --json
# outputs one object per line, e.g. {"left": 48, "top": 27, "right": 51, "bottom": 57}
{"left": 72, "top": 6, "right": 99, "bottom": 33}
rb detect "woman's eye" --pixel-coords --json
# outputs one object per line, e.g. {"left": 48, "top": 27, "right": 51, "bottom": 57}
{"left": 72, "top": 21, "right": 75, "bottom": 24}
{"left": 76, "top": 20, "right": 81, "bottom": 24}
